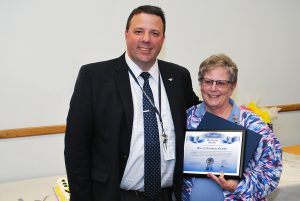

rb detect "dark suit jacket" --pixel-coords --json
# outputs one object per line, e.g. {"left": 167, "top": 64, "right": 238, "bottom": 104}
{"left": 64, "top": 53, "right": 199, "bottom": 201}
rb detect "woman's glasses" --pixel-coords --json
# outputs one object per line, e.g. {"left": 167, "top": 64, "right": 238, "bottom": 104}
{"left": 200, "top": 78, "right": 231, "bottom": 89}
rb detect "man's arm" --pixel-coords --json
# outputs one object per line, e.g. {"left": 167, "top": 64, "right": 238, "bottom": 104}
{"left": 65, "top": 66, "right": 94, "bottom": 201}
{"left": 183, "top": 68, "right": 201, "bottom": 108}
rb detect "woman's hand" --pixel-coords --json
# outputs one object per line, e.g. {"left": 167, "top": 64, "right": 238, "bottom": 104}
{"left": 207, "top": 172, "right": 239, "bottom": 192}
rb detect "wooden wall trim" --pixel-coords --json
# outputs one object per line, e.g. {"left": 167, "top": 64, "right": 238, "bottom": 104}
{"left": 0, "top": 103, "right": 299, "bottom": 139}
{"left": 0, "top": 125, "right": 66, "bottom": 139}
{"left": 267, "top": 103, "right": 300, "bottom": 113}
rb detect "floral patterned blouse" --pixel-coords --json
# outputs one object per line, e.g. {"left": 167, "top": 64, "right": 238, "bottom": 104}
{"left": 182, "top": 99, "right": 282, "bottom": 201}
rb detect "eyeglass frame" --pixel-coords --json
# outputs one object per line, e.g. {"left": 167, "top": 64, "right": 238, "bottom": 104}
{"left": 199, "top": 78, "right": 232, "bottom": 88}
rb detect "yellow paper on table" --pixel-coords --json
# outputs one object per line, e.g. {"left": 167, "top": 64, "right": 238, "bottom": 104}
{"left": 53, "top": 177, "right": 70, "bottom": 201}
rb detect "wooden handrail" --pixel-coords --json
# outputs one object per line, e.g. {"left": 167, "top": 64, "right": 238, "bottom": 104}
{"left": 0, "top": 103, "right": 299, "bottom": 139}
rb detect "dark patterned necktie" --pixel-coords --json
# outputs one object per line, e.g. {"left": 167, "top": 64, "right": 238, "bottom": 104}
{"left": 141, "top": 72, "right": 161, "bottom": 201}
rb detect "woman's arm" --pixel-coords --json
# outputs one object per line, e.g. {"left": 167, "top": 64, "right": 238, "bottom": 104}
{"left": 225, "top": 112, "right": 282, "bottom": 200}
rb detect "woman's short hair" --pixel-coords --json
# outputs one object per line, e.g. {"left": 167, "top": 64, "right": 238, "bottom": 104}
{"left": 198, "top": 53, "right": 238, "bottom": 84}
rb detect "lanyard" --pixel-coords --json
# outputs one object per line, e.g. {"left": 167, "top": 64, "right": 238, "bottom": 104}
{"left": 127, "top": 67, "right": 168, "bottom": 145}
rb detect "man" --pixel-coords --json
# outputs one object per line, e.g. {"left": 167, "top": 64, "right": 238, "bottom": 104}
{"left": 65, "top": 5, "right": 199, "bottom": 201}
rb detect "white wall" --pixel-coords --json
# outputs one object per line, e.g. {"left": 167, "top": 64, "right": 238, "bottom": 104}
{"left": 0, "top": 0, "right": 299, "bottom": 182}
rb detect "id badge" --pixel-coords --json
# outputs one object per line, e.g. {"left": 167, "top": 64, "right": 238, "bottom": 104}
{"left": 163, "top": 141, "right": 175, "bottom": 161}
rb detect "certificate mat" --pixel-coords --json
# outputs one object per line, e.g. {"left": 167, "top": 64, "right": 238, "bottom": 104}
{"left": 184, "top": 130, "right": 245, "bottom": 179}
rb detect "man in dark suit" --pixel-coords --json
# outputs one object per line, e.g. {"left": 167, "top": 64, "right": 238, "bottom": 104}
{"left": 65, "top": 5, "right": 199, "bottom": 201}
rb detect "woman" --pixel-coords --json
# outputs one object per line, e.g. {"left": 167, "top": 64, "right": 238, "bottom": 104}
{"left": 182, "top": 54, "right": 282, "bottom": 200}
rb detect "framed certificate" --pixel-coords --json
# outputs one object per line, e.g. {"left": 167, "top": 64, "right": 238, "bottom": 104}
{"left": 183, "top": 130, "right": 245, "bottom": 179}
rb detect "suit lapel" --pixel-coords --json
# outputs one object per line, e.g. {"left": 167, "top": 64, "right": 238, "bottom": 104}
{"left": 115, "top": 54, "right": 134, "bottom": 140}
{"left": 159, "top": 63, "right": 176, "bottom": 106}
{"left": 158, "top": 62, "right": 181, "bottom": 132}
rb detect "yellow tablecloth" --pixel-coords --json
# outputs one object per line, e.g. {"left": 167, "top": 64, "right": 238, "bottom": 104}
{"left": 282, "top": 144, "right": 300, "bottom": 155}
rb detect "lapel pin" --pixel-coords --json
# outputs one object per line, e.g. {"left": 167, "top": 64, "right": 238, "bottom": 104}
{"left": 168, "top": 78, "right": 173, "bottom": 81}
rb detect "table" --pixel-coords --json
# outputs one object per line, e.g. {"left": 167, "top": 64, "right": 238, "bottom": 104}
{"left": 269, "top": 147, "right": 300, "bottom": 201}
{"left": 0, "top": 175, "right": 64, "bottom": 201}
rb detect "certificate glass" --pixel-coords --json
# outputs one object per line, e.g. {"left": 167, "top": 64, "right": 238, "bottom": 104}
{"left": 184, "top": 130, "right": 245, "bottom": 179}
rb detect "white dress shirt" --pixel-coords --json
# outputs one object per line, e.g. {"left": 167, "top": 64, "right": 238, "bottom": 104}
{"left": 120, "top": 52, "right": 176, "bottom": 191}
